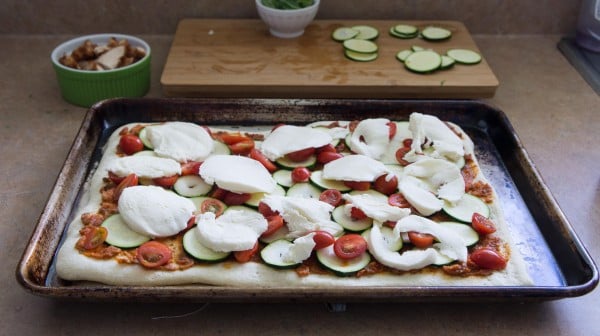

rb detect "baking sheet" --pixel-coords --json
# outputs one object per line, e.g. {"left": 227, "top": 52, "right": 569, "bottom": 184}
{"left": 17, "top": 98, "right": 597, "bottom": 302}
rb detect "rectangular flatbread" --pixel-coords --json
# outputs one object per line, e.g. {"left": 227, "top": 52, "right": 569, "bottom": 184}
{"left": 56, "top": 113, "right": 532, "bottom": 287}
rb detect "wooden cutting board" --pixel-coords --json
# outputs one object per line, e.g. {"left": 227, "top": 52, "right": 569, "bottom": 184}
{"left": 161, "top": 19, "right": 498, "bottom": 98}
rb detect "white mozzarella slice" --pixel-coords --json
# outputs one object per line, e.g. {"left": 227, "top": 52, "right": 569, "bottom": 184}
{"left": 347, "top": 118, "right": 391, "bottom": 160}
{"left": 342, "top": 193, "right": 410, "bottom": 223}
{"left": 322, "top": 154, "right": 389, "bottom": 182}
{"left": 107, "top": 156, "right": 181, "bottom": 179}
{"left": 200, "top": 155, "right": 276, "bottom": 194}
{"left": 145, "top": 122, "right": 214, "bottom": 162}
{"left": 403, "top": 157, "right": 465, "bottom": 203}
{"left": 367, "top": 224, "right": 438, "bottom": 271}
{"left": 283, "top": 233, "right": 317, "bottom": 264}
{"left": 194, "top": 210, "right": 268, "bottom": 252}
{"left": 118, "top": 185, "right": 195, "bottom": 238}
{"left": 398, "top": 176, "right": 444, "bottom": 216}
{"left": 262, "top": 195, "right": 343, "bottom": 238}
{"left": 260, "top": 125, "right": 333, "bottom": 161}
{"left": 408, "top": 113, "right": 464, "bottom": 162}
{"left": 393, "top": 215, "right": 468, "bottom": 261}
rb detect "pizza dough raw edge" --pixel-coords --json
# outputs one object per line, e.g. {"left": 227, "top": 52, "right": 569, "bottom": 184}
{"left": 55, "top": 122, "right": 533, "bottom": 287}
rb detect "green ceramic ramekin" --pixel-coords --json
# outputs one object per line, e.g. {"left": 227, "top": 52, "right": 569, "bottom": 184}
{"left": 51, "top": 34, "right": 151, "bottom": 107}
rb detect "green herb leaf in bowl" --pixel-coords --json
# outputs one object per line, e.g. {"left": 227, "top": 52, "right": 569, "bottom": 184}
{"left": 261, "top": 0, "right": 314, "bottom": 9}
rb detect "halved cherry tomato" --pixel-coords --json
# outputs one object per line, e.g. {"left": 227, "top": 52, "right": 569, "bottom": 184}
{"left": 350, "top": 207, "right": 368, "bottom": 220}
{"left": 333, "top": 234, "right": 367, "bottom": 259}
{"left": 387, "top": 121, "right": 397, "bottom": 140}
{"left": 271, "top": 123, "right": 286, "bottom": 132}
{"left": 319, "top": 189, "right": 343, "bottom": 207}
{"left": 291, "top": 167, "right": 311, "bottom": 183}
{"left": 114, "top": 173, "right": 138, "bottom": 201}
{"left": 471, "top": 213, "right": 497, "bottom": 235}
{"left": 108, "top": 171, "right": 125, "bottom": 185}
{"left": 470, "top": 248, "right": 507, "bottom": 270}
{"left": 82, "top": 226, "right": 108, "bottom": 250}
{"left": 136, "top": 241, "right": 172, "bottom": 268}
{"left": 186, "top": 216, "right": 196, "bottom": 230}
{"left": 228, "top": 138, "right": 254, "bottom": 156}
{"left": 408, "top": 231, "right": 435, "bottom": 248}
{"left": 388, "top": 193, "right": 411, "bottom": 208}
{"left": 153, "top": 175, "right": 178, "bottom": 188}
{"left": 317, "top": 151, "right": 343, "bottom": 164}
{"left": 215, "top": 133, "right": 255, "bottom": 155}
{"left": 316, "top": 144, "right": 336, "bottom": 153}
{"left": 210, "top": 187, "right": 228, "bottom": 200}
{"left": 223, "top": 192, "right": 252, "bottom": 206}
{"left": 373, "top": 174, "right": 398, "bottom": 195}
{"left": 200, "top": 198, "right": 226, "bottom": 216}
{"left": 344, "top": 180, "right": 371, "bottom": 191}
{"left": 261, "top": 214, "right": 285, "bottom": 237}
{"left": 258, "top": 202, "right": 278, "bottom": 217}
{"left": 249, "top": 149, "right": 277, "bottom": 173}
{"left": 402, "top": 138, "right": 413, "bottom": 148}
{"left": 285, "top": 147, "right": 316, "bottom": 162}
{"left": 348, "top": 120, "right": 360, "bottom": 132}
{"left": 395, "top": 147, "right": 411, "bottom": 166}
{"left": 119, "top": 134, "right": 144, "bottom": 155}
{"left": 312, "top": 230, "right": 335, "bottom": 250}
{"left": 181, "top": 161, "right": 202, "bottom": 176}
{"left": 233, "top": 241, "right": 259, "bottom": 263}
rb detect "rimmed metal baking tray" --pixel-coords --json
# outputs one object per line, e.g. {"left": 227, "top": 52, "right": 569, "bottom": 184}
{"left": 16, "top": 98, "right": 598, "bottom": 302}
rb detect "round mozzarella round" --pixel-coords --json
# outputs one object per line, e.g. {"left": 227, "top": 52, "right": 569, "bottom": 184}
{"left": 107, "top": 156, "right": 181, "bottom": 179}
{"left": 145, "top": 122, "right": 214, "bottom": 162}
{"left": 260, "top": 125, "right": 332, "bottom": 161}
{"left": 118, "top": 185, "right": 195, "bottom": 237}
{"left": 322, "top": 154, "right": 389, "bottom": 182}
{"left": 200, "top": 155, "right": 276, "bottom": 194}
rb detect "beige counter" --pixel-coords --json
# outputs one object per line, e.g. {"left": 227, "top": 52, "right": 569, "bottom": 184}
{"left": 1, "top": 34, "right": 598, "bottom": 335}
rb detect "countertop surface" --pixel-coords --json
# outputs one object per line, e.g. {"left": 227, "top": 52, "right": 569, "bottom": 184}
{"left": 1, "top": 34, "right": 598, "bottom": 335}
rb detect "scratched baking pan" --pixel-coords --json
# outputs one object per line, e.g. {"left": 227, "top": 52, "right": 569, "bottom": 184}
{"left": 17, "top": 98, "right": 598, "bottom": 302}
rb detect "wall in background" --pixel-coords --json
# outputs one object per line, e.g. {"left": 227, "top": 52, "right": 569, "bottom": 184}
{"left": 1, "top": 0, "right": 581, "bottom": 35}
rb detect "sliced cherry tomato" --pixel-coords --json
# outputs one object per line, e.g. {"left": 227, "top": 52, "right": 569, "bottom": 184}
{"left": 333, "top": 234, "right": 367, "bottom": 259}
{"left": 312, "top": 230, "right": 335, "bottom": 250}
{"left": 285, "top": 147, "right": 316, "bottom": 162}
{"left": 136, "top": 241, "right": 172, "bottom": 268}
{"left": 210, "top": 187, "right": 228, "bottom": 200}
{"left": 181, "top": 161, "right": 202, "bottom": 176}
{"left": 470, "top": 248, "right": 507, "bottom": 270}
{"left": 223, "top": 191, "right": 252, "bottom": 206}
{"left": 228, "top": 138, "right": 255, "bottom": 156}
{"left": 261, "top": 214, "right": 285, "bottom": 237}
{"left": 233, "top": 241, "right": 259, "bottom": 263}
{"left": 373, "top": 174, "right": 398, "bottom": 195}
{"left": 186, "top": 216, "right": 196, "bottom": 230}
{"left": 291, "top": 167, "right": 311, "bottom": 183}
{"left": 317, "top": 151, "right": 343, "bottom": 164}
{"left": 471, "top": 213, "right": 497, "bottom": 235}
{"left": 214, "top": 132, "right": 248, "bottom": 145}
{"left": 402, "top": 138, "right": 413, "bottom": 148}
{"left": 316, "top": 144, "right": 337, "bottom": 153}
{"left": 114, "top": 173, "right": 138, "bottom": 201}
{"left": 387, "top": 121, "right": 397, "bottom": 140}
{"left": 119, "top": 134, "right": 144, "bottom": 155}
{"left": 395, "top": 147, "right": 411, "bottom": 166}
{"left": 249, "top": 148, "right": 277, "bottom": 173}
{"left": 108, "top": 171, "right": 125, "bottom": 185}
{"left": 348, "top": 120, "right": 360, "bottom": 132}
{"left": 344, "top": 180, "right": 371, "bottom": 191}
{"left": 408, "top": 231, "right": 435, "bottom": 248}
{"left": 200, "top": 198, "right": 226, "bottom": 216}
{"left": 388, "top": 193, "right": 411, "bottom": 208}
{"left": 82, "top": 226, "right": 108, "bottom": 250}
{"left": 319, "top": 189, "right": 343, "bottom": 207}
{"left": 153, "top": 175, "right": 178, "bottom": 188}
{"left": 258, "top": 202, "right": 278, "bottom": 217}
{"left": 350, "top": 207, "right": 368, "bottom": 220}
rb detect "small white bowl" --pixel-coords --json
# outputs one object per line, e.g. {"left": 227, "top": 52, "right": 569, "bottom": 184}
{"left": 256, "top": 0, "right": 320, "bottom": 38}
